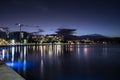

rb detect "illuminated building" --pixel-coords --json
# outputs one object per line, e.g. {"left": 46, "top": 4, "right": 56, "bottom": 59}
{"left": 45, "top": 34, "right": 63, "bottom": 43}
{"left": 29, "top": 34, "right": 64, "bottom": 43}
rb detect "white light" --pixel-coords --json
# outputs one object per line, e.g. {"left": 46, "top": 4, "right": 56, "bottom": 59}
{"left": 24, "top": 39, "right": 27, "bottom": 44}
{"left": 2, "top": 49, "right": 5, "bottom": 59}
{"left": 11, "top": 39, "right": 15, "bottom": 44}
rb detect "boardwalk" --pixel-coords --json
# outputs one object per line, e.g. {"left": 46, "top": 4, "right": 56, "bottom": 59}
{"left": 0, "top": 61, "right": 25, "bottom": 80}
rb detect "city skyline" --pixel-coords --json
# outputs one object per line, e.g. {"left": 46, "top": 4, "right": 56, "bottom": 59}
{"left": 0, "top": 0, "right": 120, "bottom": 37}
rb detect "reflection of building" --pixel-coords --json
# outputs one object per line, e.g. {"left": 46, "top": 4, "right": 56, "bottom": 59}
{"left": 9, "top": 31, "right": 29, "bottom": 43}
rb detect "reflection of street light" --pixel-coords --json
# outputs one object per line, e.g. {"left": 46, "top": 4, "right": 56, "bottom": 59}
{"left": 2, "top": 49, "right": 5, "bottom": 59}
{"left": 12, "top": 47, "right": 15, "bottom": 62}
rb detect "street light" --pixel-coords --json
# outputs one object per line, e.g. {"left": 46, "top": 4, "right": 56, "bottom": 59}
{"left": 15, "top": 23, "right": 24, "bottom": 43}
{"left": 15, "top": 23, "right": 24, "bottom": 31}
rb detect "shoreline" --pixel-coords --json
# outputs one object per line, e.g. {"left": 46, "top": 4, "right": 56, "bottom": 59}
{"left": 0, "top": 42, "right": 110, "bottom": 47}
{"left": 0, "top": 60, "right": 25, "bottom": 80}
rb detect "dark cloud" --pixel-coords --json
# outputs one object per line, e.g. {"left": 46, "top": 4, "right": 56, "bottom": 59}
{"left": 56, "top": 28, "right": 76, "bottom": 35}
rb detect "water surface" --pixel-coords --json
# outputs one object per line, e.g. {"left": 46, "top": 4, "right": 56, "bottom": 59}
{"left": 0, "top": 44, "right": 120, "bottom": 80}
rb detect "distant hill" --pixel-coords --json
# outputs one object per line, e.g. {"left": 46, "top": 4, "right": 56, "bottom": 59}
{"left": 78, "top": 34, "right": 120, "bottom": 44}
{"left": 79, "top": 34, "right": 108, "bottom": 40}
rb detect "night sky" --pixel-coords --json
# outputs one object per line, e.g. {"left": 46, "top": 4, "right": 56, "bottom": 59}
{"left": 0, "top": 0, "right": 120, "bottom": 37}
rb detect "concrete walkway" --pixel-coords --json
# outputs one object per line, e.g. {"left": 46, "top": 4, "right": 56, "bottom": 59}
{"left": 0, "top": 61, "right": 25, "bottom": 80}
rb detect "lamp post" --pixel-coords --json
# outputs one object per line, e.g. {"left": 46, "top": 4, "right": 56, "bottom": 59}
{"left": 15, "top": 23, "right": 24, "bottom": 43}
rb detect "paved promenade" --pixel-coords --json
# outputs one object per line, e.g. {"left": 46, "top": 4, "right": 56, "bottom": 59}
{"left": 0, "top": 61, "right": 25, "bottom": 80}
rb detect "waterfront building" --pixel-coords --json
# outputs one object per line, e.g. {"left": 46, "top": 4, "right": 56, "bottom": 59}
{"left": 29, "top": 34, "right": 64, "bottom": 43}
{"left": 45, "top": 34, "right": 64, "bottom": 43}
{"left": 0, "top": 31, "right": 7, "bottom": 39}
{"left": 29, "top": 34, "right": 45, "bottom": 43}
{"left": 9, "top": 31, "right": 29, "bottom": 43}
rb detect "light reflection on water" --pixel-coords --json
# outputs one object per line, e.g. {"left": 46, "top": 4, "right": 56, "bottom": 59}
{"left": 0, "top": 44, "right": 120, "bottom": 80}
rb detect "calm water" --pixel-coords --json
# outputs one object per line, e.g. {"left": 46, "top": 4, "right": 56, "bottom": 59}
{"left": 0, "top": 44, "right": 120, "bottom": 80}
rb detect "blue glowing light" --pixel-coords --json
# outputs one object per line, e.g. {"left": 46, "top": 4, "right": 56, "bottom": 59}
{"left": 5, "top": 61, "right": 24, "bottom": 68}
